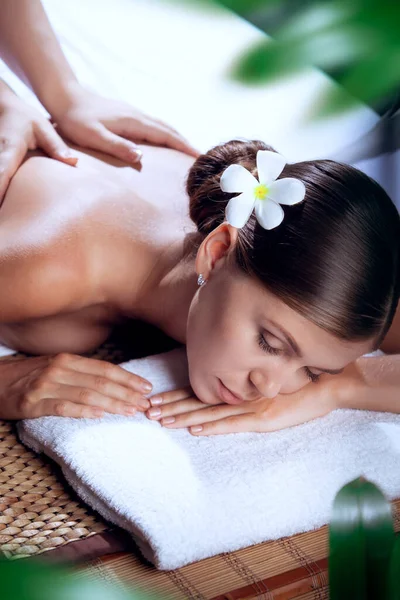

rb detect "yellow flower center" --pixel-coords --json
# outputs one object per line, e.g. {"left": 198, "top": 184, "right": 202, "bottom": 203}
{"left": 254, "top": 183, "right": 268, "bottom": 200}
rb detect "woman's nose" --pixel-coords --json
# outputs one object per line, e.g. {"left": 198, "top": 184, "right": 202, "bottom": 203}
{"left": 249, "top": 369, "right": 282, "bottom": 399}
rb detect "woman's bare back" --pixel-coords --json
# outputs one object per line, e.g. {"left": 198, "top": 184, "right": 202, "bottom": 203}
{"left": 0, "top": 144, "right": 196, "bottom": 354}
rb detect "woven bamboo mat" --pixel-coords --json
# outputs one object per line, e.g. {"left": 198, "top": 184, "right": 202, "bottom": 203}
{"left": 78, "top": 499, "right": 400, "bottom": 600}
{"left": 0, "top": 418, "right": 111, "bottom": 559}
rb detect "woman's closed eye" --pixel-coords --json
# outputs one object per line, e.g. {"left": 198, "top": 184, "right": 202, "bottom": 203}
{"left": 257, "top": 333, "right": 322, "bottom": 384}
{"left": 258, "top": 332, "right": 282, "bottom": 356}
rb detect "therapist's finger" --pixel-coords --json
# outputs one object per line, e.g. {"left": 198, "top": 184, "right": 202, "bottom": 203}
{"left": 150, "top": 125, "right": 200, "bottom": 157}
{"left": 118, "top": 118, "right": 200, "bottom": 158}
{"left": 87, "top": 124, "right": 143, "bottom": 165}
{"left": 34, "top": 121, "right": 78, "bottom": 166}
{"left": 147, "top": 120, "right": 200, "bottom": 157}
{"left": 0, "top": 133, "right": 27, "bottom": 204}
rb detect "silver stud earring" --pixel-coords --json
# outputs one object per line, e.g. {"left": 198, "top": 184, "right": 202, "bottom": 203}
{"left": 197, "top": 273, "right": 207, "bottom": 287}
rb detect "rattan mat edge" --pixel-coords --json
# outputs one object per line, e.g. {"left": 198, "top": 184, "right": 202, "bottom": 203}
{"left": 0, "top": 418, "right": 111, "bottom": 559}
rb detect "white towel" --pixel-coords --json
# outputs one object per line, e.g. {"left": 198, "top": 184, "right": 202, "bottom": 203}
{"left": 17, "top": 347, "right": 400, "bottom": 570}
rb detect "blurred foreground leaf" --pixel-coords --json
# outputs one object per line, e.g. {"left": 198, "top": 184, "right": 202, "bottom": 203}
{"left": 329, "top": 477, "right": 395, "bottom": 600}
{"left": 388, "top": 535, "right": 400, "bottom": 600}
{"left": 215, "top": 0, "right": 400, "bottom": 117}
{"left": 0, "top": 558, "right": 154, "bottom": 600}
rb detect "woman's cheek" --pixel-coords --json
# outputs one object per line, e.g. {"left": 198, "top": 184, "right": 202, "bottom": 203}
{"left": 279, "top": 375, "right": 309, "bottom": 395}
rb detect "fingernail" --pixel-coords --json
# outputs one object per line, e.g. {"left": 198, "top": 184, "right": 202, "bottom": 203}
{"left": 190, "top": 426, "right": 203, "bottom": 433}
{"left": 162, "top": 417, "right": 175, "bottom": 425}
{"left": 60, "top": 151, "right": 76, "bottom": 160}
{"left": 148, "top": 408, "right": 161, "bottom": 418}
{"left": 61, "top": 153, "right": 78, "bottom": 166}
{"left": 93, "top": 410, "right": 104, "bottom": 418}
{"left": 125, "top": 406, "right": 137, "bottom": 415}
{"left": 131, "top": 148, "right": 142, "bottom": 162}
{"left": 150, "top": 395, "right": 162, "bottom": 406}
{"left": 138, "top": 398, "right": 150, "bottom": 410}
{"left": 142, "top": 382, "right": 153, "bottom": 393}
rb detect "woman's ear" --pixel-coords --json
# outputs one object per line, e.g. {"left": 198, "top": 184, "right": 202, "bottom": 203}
{"left": 195, "top": 223, "right": 238, "bottom": 279}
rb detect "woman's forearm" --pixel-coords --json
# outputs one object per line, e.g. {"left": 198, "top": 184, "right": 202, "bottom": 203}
{"left": 0, "top": 0, "right": 79, "bottom": 113}
{"left": 341, "top": 354, "right": 400, "bottom": 413}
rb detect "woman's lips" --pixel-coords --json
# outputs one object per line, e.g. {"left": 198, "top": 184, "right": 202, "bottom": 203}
{"left": 217, "top": 379, "right": 245, "bottom": 405}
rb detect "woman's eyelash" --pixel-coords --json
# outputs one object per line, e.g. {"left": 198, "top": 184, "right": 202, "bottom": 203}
{"left": 258, "top": 333, "right": 322, "bottom": 384}
{"left": 258, "top": 333, "right": 282, "bottom": 356}
{"left": 305, "top": 368, "right": 321, "bottom": 384}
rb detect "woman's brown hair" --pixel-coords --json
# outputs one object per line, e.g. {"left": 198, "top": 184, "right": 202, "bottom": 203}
{"left": 186, "top": 139, "right": 400, "bottom": 346}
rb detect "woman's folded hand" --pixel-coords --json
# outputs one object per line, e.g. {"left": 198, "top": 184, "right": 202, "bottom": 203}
{"left": 0, "top": 79, "right": 78, "bottom": 203}
{"left": 145, "top": 365, "right": 366, "bottom": 435}
{"left": 0, "top": 352, "right": 152, "bottom": 420}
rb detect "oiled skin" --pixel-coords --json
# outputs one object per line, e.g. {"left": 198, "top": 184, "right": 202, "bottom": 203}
{"left": 0, "top": 144, "right": 196, "bottom": 355}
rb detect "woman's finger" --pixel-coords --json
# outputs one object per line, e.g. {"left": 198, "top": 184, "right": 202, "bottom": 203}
{"left": 34, "top": 121, "right": 78, "bottom": 166}
{"left": 146, "top": 397, "right": 205, "bottom": 421}
{"left": 51, "top": 353, "right": 153, "bottom": 394}
{"left": 188, "top": 413, "right": 262, "bottom": 436}
{"left": 48, "top": 383, "right": 143, "bottom": 416}
{"left": 159, "top": 402, "right": 250, "bottom": 428}
{"left": 43, "top": 398, "right": 105, "bottom": 419}
{"left": 84, "top": 124, "right": 143, "bottom": 165}
{"left": 53, "top": 368, "right": 150, "bottom": 410}
{"left": 148, "top": 387, "right": 194, "bottom": 406}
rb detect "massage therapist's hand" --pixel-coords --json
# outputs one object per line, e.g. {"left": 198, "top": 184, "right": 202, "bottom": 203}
{"left": 0, "top": 353, "right": 152, "bottom": 420}
{"left": 0, "top": 80, "right": 78, "bottom": 203}
{"left": 145, "top": 365, "right": 366, "bottom": 435}
{"left": 50, "top": 84, "right": 200, "bottom": 165}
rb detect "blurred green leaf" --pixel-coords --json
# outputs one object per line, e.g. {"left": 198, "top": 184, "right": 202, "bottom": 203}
{"left": 329, "top": 477, "right": 395, "bottom": 600}
{"left": 0, "top": 558, "right": 154, "bottom": 600}
{"left": 215, "top": 0, "right": 280, "bottom": 18}
{"left": 388, "top": 535, "right": 400, "bottom": 600}
{"left": 219, "top": 0, "right": 400, "bottom": 116}
{"left": 330, "top": 478, "right": 368, "bottom": 600}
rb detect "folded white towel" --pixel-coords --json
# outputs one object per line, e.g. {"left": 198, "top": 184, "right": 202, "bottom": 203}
{"left": 16, "top": 347, "right": 400, "bottom": 570}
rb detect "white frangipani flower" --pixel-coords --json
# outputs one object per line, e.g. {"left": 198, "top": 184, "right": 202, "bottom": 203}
{"left": 220, "top": 150, "right": 306, "bottom": 230}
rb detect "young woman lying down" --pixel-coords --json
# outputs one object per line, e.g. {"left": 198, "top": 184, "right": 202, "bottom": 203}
{"left": 0, "top": 138, "right": 399, "bottom": 435}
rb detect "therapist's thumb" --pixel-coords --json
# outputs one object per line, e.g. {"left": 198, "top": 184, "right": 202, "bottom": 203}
{"left": 35, "top": 121, "right": 78, "bottom": 166}
{"left": 90, "top": 126, "right": 143, "bottom": 165}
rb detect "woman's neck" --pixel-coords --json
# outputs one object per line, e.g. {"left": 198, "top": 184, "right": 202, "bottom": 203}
{"left": 129, "top": 237, "right": 199, "bottom": 344}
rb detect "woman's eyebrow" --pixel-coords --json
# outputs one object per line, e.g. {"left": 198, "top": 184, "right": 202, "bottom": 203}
{"left": 266, "top": 320, "right": 345, "bottom": 375}
{"left": 267, "top": 319, "right": 303, "bottom": 357}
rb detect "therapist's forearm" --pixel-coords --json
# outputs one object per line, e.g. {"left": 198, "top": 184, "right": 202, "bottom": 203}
{"left": 0, "top": 0, "right": 79, "bottom": 112}
{"left": 341, "top": 354, "right": 400, "bottom": 413}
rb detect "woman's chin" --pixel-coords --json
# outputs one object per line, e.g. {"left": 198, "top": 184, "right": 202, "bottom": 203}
{"left": 189, "top": 374, "right": 221, "bottom": 405}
